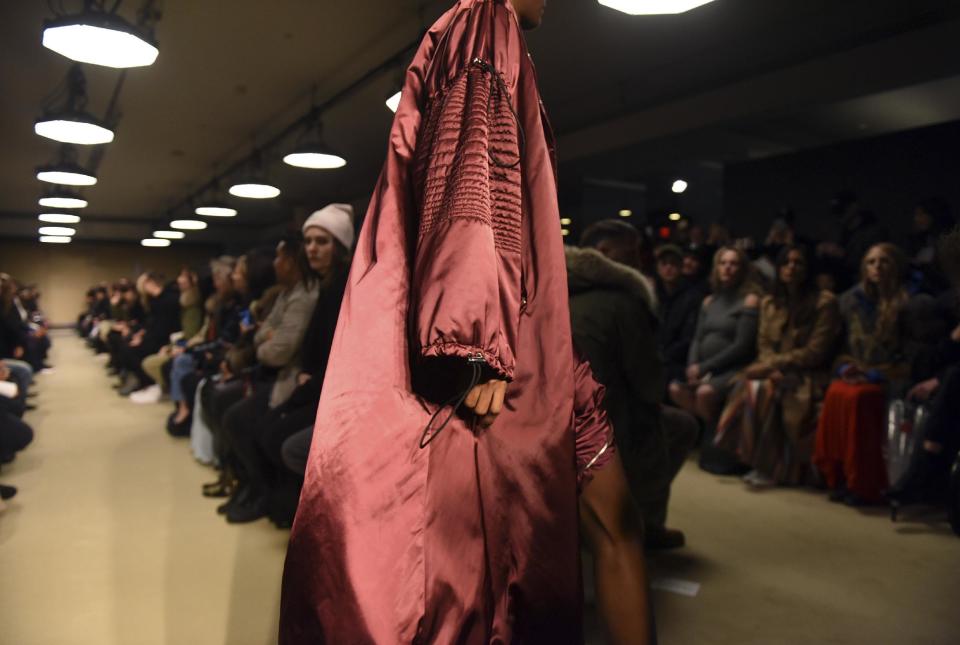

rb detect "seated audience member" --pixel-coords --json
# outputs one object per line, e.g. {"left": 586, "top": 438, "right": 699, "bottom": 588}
{"left": 115, "top": 273, "right": 181, "bottom": 396}
{"left": 681, "top": 246, "right": 711, "bottom": 293}
{"left": 670, "top": 247, "right": 760, "bottom": 434}
{"left": 228, "top": 204, "right": 354, "bottom": 526}
{"left": 162, "top": 258, "right": 241, "bottom": 432}
{"left": 105, "top": 285, "right": 145, "bottom": 375}
{"left": 716, "top": 245, "right": 842, "bottom": 486}
{"left": 654, "top": 244, "right": 705, "bottom": 387}
{"left": 906, "top": 198, "right": 955, "bottom": 294}
{"left": 133, "top": 267, "right": 206, "bottom": 405}
{"left": 566, "top": 241, "right": 696, "bottom": 549}
{"left": 0, "top": 359, "right": 33, "bottom": 472}
{"left": 216, "top": 232, "right": 320, "bottom": 523}
{"left": 813, "top": 243, "right": 911, "bottom": 505}
{"left": 890, "top": 229, "right": 960, "bottom": 504}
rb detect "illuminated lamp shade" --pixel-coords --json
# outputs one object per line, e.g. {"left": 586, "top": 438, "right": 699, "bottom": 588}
{"left": 228, "top": 180, "right": 281, "bottom": 199}
{"left": 385, "top": 90, "right": 402, "bottom": 113}
{"left": 561, "top": 229, "right": 570, "bottom": 237}
{"left": 141, "top": 238, "right": 171, "bottom": 247}
{"left": 34, "top": 113, "right": 114, "bottom": 145}
{"left": 560, "top": 217, "right": 572, "bottom": 225}
{"left": 672, "top": 179, "right": 688, "bottom": 194}
{"left": 618, "top": 209, "right": 632, "bottom": 217}
{"left": 39, "top": 190, "right": 87, "bottom": 209}
{"left": 36, "top": 161, "right": 97, "bottom": 186}
{"left": 42, "top": 13, "right": 159, "bottom": 69}
{"left": 153, "top": 230, "right": 185, "bottom": 239}
{"left": 283, "top": 143, "right": 347, "bottom": 170}
{"left": 38, "top": 226, "right": 76, "bottom": 236}
{"left": 39, "top": 213, "right": 81, "bottom": 224}
{"left": 195, "top": 203, "right": 237, "bottom": 217}
{"left": 668, "top": 212, "right": 682, "bottom": 221}
{"left": 598, "top": 0, "right": 716, "bottom": 15}
{"left": 170, "top": 219, "right": 207, "bottom": 230}
{"left": 40, "top": 235, "right": 72, "bottom": 244}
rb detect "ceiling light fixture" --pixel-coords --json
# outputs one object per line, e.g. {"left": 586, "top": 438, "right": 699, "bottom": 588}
{"left": 35, "top": 66, "right": 114, "bottom": 145}
{"left": 141, "top": 238, "right": 171, "bottom": 247}
{"left": 561, "top": 229, "right": 570, "bottom": 237}
{"left": 598, "top": 0, "right": 717, "bottom": 15}
{"left": 40, "top": 235, "right": 72, "bottom": 244}
{"left": 38, "top": 226, "right": 77, "bottom": 236}
{"left": 153, "top": 230, "right": 185, "bottom": 239}
{"left": 42, "top": 9, "right": 159, "bottom": 69}
{"left": 283, "top": 111, "right": 347, "bottom": 170}
{"left": 619, "top": 209, "right": 633, "bottom": 217}
{"left": 385, "top": 90, "right": 402, "bottom": 113}
{"left": 230, "top": 150, "right": 282, "bottom": 198}
{"left": 39, "top": 189, "right": 87, "bottom": 209}
{"left": 668, "top": 212, "right": 682, "bottom": 221}
{"left": 39, "top": 213, "right": 81, "bottom": 224}
{"left": 195, "top": 203, "right": 237, "bottom": 217}
{"left": 36, "top": 146, "right": 97, "bottom": 186}
{"left": 170, "top": 219, "right": 207, "bottom": 230}
{"left": 671, "top": 179, "right": 688, "bottom": 193}
{"left": 560, "top": 217, "right": 572, "bottom": 226}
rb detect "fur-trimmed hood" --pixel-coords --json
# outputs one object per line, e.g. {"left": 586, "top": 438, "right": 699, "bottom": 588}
{"left": 565, "top": 245, "right": 658, "bottom": 312}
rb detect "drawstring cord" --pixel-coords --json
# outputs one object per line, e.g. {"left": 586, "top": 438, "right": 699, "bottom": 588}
{"left": 419, "top": 354, "right": 486, "bottom": 449}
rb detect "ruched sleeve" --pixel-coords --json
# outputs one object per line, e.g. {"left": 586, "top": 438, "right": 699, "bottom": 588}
{"left": 411, "top": 47, "right": 523, "bottom": 381}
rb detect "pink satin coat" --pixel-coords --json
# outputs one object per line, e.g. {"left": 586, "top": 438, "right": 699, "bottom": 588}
{"left": 280, "top": 2, "right": 610, "bottom": 642}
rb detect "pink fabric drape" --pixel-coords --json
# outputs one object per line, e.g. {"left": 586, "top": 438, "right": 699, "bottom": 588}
{"left": 280, "top": 2, "right": 602, "bottom": 642}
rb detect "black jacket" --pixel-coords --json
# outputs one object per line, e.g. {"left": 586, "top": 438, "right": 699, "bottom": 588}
{"left": 142, "top": 283, "right": 181, "bottom": 351}
{"left": 655, "top": 279, "right": 705, "bottom": 381}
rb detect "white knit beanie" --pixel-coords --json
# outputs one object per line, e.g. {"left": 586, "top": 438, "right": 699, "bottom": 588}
{"left": 302, "top": 203, "right": 355, "bottom": 250}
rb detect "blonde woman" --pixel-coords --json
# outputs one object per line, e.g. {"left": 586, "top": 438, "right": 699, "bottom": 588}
{"left": 814, "top": 243, "right": 910, "bottom": 505}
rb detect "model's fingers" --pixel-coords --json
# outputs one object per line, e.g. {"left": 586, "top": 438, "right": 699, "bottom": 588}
{"left": 464, "top": 385, "right": 482, "bottom": 410}
{"left": 474, "top": 383, "right": 495, "bottom": 416}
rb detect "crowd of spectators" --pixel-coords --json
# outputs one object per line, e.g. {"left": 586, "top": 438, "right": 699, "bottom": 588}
{"left": 1, "top": 274, "right": 50, "bottom": 512}
{"left": 59, "top": 192, "right": 960, "bottom": 537}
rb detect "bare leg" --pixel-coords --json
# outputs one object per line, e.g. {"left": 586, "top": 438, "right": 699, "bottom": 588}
{"left": 668, "top": 382, "right": 696, "bottom": 416}
{"left": 694, "top": 384, "right": 719, "bottom": 425}
{"left": 580, "top": 453, "right": 656, "bottom": 645}
{"left": 174, "top": 400, "right": 190, "bottom": 423}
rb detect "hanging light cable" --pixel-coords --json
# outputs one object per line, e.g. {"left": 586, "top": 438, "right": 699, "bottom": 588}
{"left": 35, "top": 65, "right": 114, "bottom": 145}
{"left": 42, "top": 1, "right": 160, "bottom": 69}
{"left": 283, "top": 110, "right": 346, "bottom": 170}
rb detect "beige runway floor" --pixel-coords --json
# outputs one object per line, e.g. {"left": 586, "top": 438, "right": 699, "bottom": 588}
{"left": 2, "top": 331, "right": 958, "bottom": 644}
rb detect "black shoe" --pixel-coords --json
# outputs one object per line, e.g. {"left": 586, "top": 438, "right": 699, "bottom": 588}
{"left": 0, "top": 484, "right": 16, "bottom": 500}
{"left": 226, "top": 494, "right": 268, "bottom": 524}
{"left": 843, "top": 493, "right": 867, "bottom": 507}
{"left": 24, "top": 403, "right": 37, "bottom": 411}
{"left": 828, "top": 488, "right": 847, "bottom": 503}
{"left": 166, "top": 412, "right": 192, "bottom": 438}
{"left": 218, "top": 484, "right": 252, "bottom": 515}
{"left": 203, "top": 478, "right": 234, "bottom": 498}
{"left": 0, "top": 452, "right": 14, "bottom": 465}
{"left": 118, "top": 379, "right": 143, "bottom": 397}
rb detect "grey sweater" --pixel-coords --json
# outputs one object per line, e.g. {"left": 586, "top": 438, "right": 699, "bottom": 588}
{"left": 255, "top": 280, "right": 319, "bottom": 408}
{"left": 688, "top": 289, "right": 758, "bottom": 384}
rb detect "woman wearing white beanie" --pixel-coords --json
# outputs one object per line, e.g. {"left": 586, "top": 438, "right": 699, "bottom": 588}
{"left": 223, "top": 203, "right": 355, "bottom": 525}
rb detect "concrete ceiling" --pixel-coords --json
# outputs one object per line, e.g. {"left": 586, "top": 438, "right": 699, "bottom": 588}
{"left": 1, "top": 0, "right": 959, "bottom": 243}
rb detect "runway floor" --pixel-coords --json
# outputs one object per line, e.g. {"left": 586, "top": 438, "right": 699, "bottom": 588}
{"left": 1, "top": 331, "right": 958, "bottom": 644}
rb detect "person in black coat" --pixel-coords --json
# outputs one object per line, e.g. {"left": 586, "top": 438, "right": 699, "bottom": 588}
{"left": 117, "top": 273, "right": 181, "bottom": 395}
{"left": 654, "top": 244, "right": 706, "bottom": 388}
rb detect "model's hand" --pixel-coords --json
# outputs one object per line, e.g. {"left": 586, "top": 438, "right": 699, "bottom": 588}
{"left": 463, "top": 378, "right": 507, "bottom": 428}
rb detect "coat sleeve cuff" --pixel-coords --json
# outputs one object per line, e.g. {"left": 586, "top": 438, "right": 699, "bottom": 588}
{"left": 421, "top": 341, "right": 514, "bottom": 382}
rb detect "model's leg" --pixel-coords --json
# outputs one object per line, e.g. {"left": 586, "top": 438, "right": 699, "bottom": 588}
{"left": 580, "top": 452, "right": 656, "bottom": 645}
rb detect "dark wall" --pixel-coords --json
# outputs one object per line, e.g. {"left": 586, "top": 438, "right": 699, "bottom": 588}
{"left": 724, "top": 120, "right": 960, "bottom": 242}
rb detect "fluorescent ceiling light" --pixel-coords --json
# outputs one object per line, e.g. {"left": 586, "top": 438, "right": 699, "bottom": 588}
{"left": 39, "top": 213, "right": 81, "bottom": 224}
{"left": 43, "top": 14, "right": 159, "bottom": 69}
{"left": 229, "top": 181, "right": 281, "bottom": 199}
{"left": 170, "top": 219, "right": 207, "bottom": 230}
{"left": 619, "top": 209, "right": 632, "bottom": 217}
{"left": 40, "top": 235, "right": 72, "bottom": 244}
{"left": 195, "top": 205, "right": 237, "bottom": 217}
{"left": 34, "top": 115, "right": 114, "bottom": 145}
{"left": 560, "top": 217, "right": 572, "bottom": 225}
{"left": 141, "top": 238, "right": 171, "bottom": 247}
{"left": 36, "top": 163, "right": 97, "bottom": 186}
{"left": 385, "top": 91, "right": 402, "bottom": 113}
{"left": 153, "top": 230, "right": 185, "bottom": 239}
{"left": 598, "top": 0, "right": 716, "bottom": 15}
{"left": 39, "top": 192, "right": 87, "bottom": 209}
{"left": 668, "top": 212, "right": 682, "bottom": 221}
{"left": 672, "top": 179, "right": 688, "bottom": 193}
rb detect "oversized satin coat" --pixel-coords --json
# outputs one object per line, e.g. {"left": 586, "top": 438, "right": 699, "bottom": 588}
{"left": 280, "top": 1, "right": 608, "bottom": 642}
